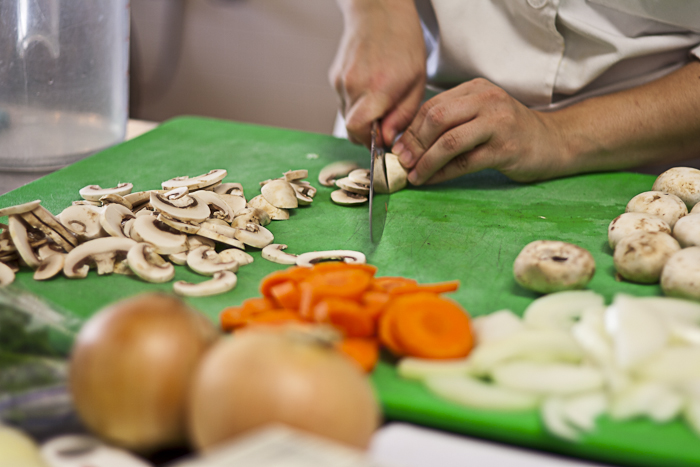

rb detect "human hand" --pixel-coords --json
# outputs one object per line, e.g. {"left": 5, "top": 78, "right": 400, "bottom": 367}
{"left": 329, "top": 0, "right": 426, "bottom": 146}
{"left": 392, "top": 78, "right": 567, "bottom": 185}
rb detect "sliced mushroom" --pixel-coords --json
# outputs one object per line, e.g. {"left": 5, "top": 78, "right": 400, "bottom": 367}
{"left": 284, "top": 169, "right": 308, "bottom": 182}
{"left": 63, "top": 237, "right": 137, "bottom": 278}
{"left": 187, "top": 235, "right": 216, "bottom": 250}
{"left": 7, "top": 215, "right": 40, "bottom": 268}
{"left": 173, "top": 270, "right": 237, "bottom": 297}
{"left": 319, "top": 161, "right": 361, "bottom": 187}
{"left": 247, "top": 196, "right": 288, "bottom": 221}
{"left": 218, "top": 194, "right": 247, "bottom": 215}
{"left": 34, "top": 253, "right": 65, "bottom": 281}
{"left": 0, "top": 200, "right": 42, "bottom": 217}
{"left": 331, "top": 190, "right": 367, "bottom": 205}
{"left": 234, "top": 223, "right": 274, "bottom": 249}
{"left": 191, "top": 191, "right": 236, "bottom": 223}
{"left": 169, "top": 251, "right": 188, "bottom": 265}
{"left": 0, "top": 261, "right": 15, "bottom": 286}
{"left": 164, "top": 186, "right": 189, "bottom": 200}
{"left": 123, "top": 190, "right": 156, "bottom": 208}
{"left": 100, "top": 204, "right": 135, "bottom": 238}
{"left": 348, "top": 169, "right": 371, "bottom": 186}
{"left": 218, "top": 248, "right": 254, "bottom": 266}
{"left": 291, "top": 180, "right": 317, "bottom": 198}
{"left": 335, "top": 177, "right": 370, "bottom": 196}
{"left": 385, "top": 152, "right": 408, "bottom": 193}
{"left": 79, "top": 183, "right": 133, "bottom": 201}
{"left": 214, "top": 182, "right": 244, "bottom": 197}
{"left": 149, "top": 191, "right": 210, "bottom": 223}
{"left": 122, "top": 218, "right": 136, "bottom": 238}
{"left": 19, "top": 211, "right": 75, "bottom": 252}
{"left": 37, "top": 243, "right": 64, "bottom": 261}
{"left": 162, "top": 169, "right": 227, "bottom": 190}
{"left": 127, "top": 242, "right": 175, "bottom": 283}
{"left": 157, "top": 213, "right": 201, "bottom": 235}
{"left": 99, "top": 194, "right": 133, "bottom": 210}
{"left": 372, "top": 155, "right": 390, "bottom": 194}
{"left": 197, "top": 223, "right": 246, "bottom": 250}
{"left": 295, "top": 250, "right": 367, "bottom": 267}
{"left": 261, "top": 179, "right": 298, "bottom": 209}
{"left": 262, "top": 244, "right": 298, "bottom": 265}
{"left": 186, "top": 245, "right": 239, "bottom": 276}
{"left": 130, "top": 216, "right": 188, "bottom": 255}
{"left": 59, "top": 205, "right": 105, "bottom": 241}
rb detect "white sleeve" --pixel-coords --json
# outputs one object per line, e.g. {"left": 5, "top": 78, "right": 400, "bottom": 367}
{"left": 587, "top": 0, "right": 700, "bottom": 33}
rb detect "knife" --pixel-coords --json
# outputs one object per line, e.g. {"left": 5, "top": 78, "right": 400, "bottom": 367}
{"left": 369, "top": 120, "right": 389, "bottom": 244}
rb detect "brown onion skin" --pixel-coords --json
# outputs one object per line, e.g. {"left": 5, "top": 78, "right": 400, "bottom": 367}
{"left": 188, "top": 327, "right": 381, "bottom": 451}
{"left": 69, "top": 292, "right": 219, "bottom": 453}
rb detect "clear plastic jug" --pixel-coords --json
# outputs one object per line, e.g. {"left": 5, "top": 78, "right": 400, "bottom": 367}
{"left": 0, "top": 0, "right": 129, "bottom": 171}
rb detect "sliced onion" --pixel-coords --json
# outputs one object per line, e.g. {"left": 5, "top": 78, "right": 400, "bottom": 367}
{"left": 424, "top": 375, "right": 539, "bottom": 411}
{"left": 471, "top": 309, "right": 524, "bottom": 345}
{"left": 633, "top": 346, "right": 700, "bottom": 384}
{"left": 541, "top": 397, "right": 580, "bottom": 441}
{"left": 609, "top": 381, "right": 683, "bottom": 423}
{"left": 523, "top": 290, "right": 605, "bottom": 331}
{"left": 639, "top": 296, "right": 700, "bottom": 324}
{"left": 468, "top": 329, "right": 583, "bottom": 376}
{"left": 397, "top": 357, "right": 472, "bottom": 381}
{"left": 605, "top": 294, "right": 669, "bottom": 370}
{"left": 491, "top": 361, "right": 604, "bottom": 396}
{"left": 560, "top": 391, "right": 608, "bottom": 432}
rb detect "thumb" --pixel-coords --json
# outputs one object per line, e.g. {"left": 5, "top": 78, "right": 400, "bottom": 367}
{"left": 344, "top": 91, "right": 395, "bottom": 147}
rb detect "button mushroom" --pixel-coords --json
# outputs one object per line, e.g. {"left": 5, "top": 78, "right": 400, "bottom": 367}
{"left": 319, "top": 161, "right": 361, "bottom": 187}
{"left": 130, "top": 216, "right": 188, "bottom": 255}
{"left": 295, "top": 250, "right": 367, "bottom": 267}
{"left": 149, "top": 192, "right": 211, "bottom": 223}
{"left": 262, "top": 244, "right": 298, "bottom": 265}
{"left": 173, "top": 271, "right": 238, "bottom": 297}
{"left": 330, "top": 190, "right": 367, "bottom": 206}
{"left": 186, "top": 246, "right": 239, "bottom": 276}
{"left": 613, "top": 231, "right": 680, "bottom": 284}
{"left": 625, "top": 191, "right": 687, "bottom": 229}
{"left": 261, "top": 179, "right": 298, "bottom": 209}
{"left": 385, "top": 152, "right": 408, "bottom": 193}
{"left": 234, "top": 223, "right": 274, "bottom": 249}
{"left": 7, "top": 215, "right": 41, "bottom": 268}
{"left": 247, "top": 196, "right": 288, "bottom": 221}
{"left": 671, "top": 214, "right": 700, "bottom": 248}
{"left": 0, "top": 261, "right": 15, "bottom": 286}
{"left": 660, "top": 247, "right": 700, "bottom": 300}
{"left": 608, "top": 212, "right": 671, "bottom": 250}
{"left": 100, "top": 204, "right": 135, "bottom": 238}
{"left": 79, "top": 183, "right": 133, "bottom": 201}
{"left": 127, "top": 242, "right": 176, "bottom": 283}
{"left": 34, "top": 253, "right": 65, "bottom": 281}
{"left": 652, "top": 167, "right": 700, "bottom": 210}
{"left": 218, "top": 248, "right": 254, "bottom": 266}
{"left": 161, "top": 169, "right": 227, "bottom": 191}
{"left": 513, "top": 240, "right": 596, "bottom": 294}
{"left": 63, "top": 237, "right": 137, "bottom": 278}
{"left": 59, "top": 205, "right": 105, "bottom": 242}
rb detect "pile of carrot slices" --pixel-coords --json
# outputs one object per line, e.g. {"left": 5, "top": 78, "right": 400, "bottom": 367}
{"left": 219, "top": 262, "right": 474, "bottom": 372}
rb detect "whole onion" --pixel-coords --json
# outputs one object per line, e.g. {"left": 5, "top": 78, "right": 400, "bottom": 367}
{"left": 69, "top": 292, "right": 219, "bottom": 453}
{"left": 188, "top": 326, "right": 380, "bottom": 451}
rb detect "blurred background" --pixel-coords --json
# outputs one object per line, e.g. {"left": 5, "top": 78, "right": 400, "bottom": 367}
{"left": 129, "top": 0, "right": 343, "bottom": 135}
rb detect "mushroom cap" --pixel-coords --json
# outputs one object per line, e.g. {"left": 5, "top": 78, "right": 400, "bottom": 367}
{"left": 173, "top": 271, "right": 237, "bottom": 297}
{"left": 150, "top": 192, "right": 211, "bottom": 223}
{"left": 330, "top": 190, "right": 367, "bottom": 206}
{"left": 613, "top": 231, "right": 681, "bottom": 284}
{"left": 261, "top": 179, "right": 298, "bottom": 209}
{"left": 608, "top": 212, "right": 671, "bottom": 249}
{"left": 661, "top": 247, "right": 700, "bottom": 300}
{"left": 652, "top": 167, "right": 700, "bottom": 210}
{"left": 335, "top": 177, "right": 369, "bottom": 196}
{"left": 262, "top": 244, "right": 298, "bottom": 265}
{"left": 127, "top": 242, "right": 175, "bottom": 283}
{"left": 672, "top": 214, "right": 700, "bottom": 248}
{"left": 625, "top": 191, "right": 687, "bottom": 229}
{"left": 513, "top": 240, "right": 596, "bottom": 293}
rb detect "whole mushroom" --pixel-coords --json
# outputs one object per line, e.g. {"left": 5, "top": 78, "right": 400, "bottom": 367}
{"left": 652, "top": 167, "right": 700, "bottom": 210}
{"left": 660, "top": 247, "right": 700, "bottom": 300}
{"left": 513, "top": 240, "right": 596, "bottom": 294}
{"left": 613, "top": 230, "right": 680, "bottom": 284}
{"left": 625, "top": 191, "right": 687, "bottom": 229}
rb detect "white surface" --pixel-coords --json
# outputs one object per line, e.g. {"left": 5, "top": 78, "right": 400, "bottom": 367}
{"left": 369, "top": 424, "right": 610, "bottom": 467}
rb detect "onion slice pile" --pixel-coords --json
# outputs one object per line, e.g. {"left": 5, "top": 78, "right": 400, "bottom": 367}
{"left": 398, "top": 291, "right": 700, "bottom": 441}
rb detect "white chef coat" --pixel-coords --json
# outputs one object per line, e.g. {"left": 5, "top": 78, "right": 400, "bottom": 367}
{"left": 415, "top": 0, "right": 700, "bottom": 110}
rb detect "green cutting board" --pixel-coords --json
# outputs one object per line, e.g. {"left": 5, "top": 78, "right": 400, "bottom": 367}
{"left": 1, "top": 117, "right": 696, "bottom": 466}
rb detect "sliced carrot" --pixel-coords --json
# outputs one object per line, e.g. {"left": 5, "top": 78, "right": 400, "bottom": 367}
{"left": 241, "top": 297, "right": 276, "bottom": 315}
{"left": 284, "top": 266, "right": 315, "bottom": 283}
{"left": 389, "top": 292, "right": 473, "bottom": 359}
{"left": 306, "top": 269, "right": 373, "bottom": 301}
{"left": 361, "top": 291, "right": 391, "bottom": 322}
{"left": 244, "top": 309, "right": 306, "bottom": 326}
{"left": 336, "top": 338, "right": 380, "bottom": 373}
{"left": 259, "top": 267, "right": 313, "bottom": 297}
{"left": 310, "top": 262, "right": 378, "bottom": 276}
{"left": 220, "top": 306, "right": 252, "bottom": 332}
{"left": 377, "top": 303, "right": 406, "bottom": 356}
{"left": 269, "top": 281, "right": 301, "bottom": 310}
{"left": 388, "top": 280, "right": 460, "bottom": 296}
{"left": 313, "top": 298, "right": 375, "bottom": 338}
{"left": 373, "top": 276, "right": 418, "bottom": 292}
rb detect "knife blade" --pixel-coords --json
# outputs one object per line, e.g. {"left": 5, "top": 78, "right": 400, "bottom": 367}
{"left": 369, "top": 120, "right": 389, "bottom": 244}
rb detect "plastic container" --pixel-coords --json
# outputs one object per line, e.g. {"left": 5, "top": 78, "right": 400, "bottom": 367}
{"left": 0, "top": 0, "right": 129, "bottom": 172}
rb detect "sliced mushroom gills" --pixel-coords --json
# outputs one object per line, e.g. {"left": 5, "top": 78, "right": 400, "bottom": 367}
{"left": 0, "top": 167, "right": 363, "bottom": 297}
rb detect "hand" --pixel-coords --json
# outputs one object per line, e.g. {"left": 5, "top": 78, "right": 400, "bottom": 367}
{"left": 330, "top": 0, "right": 427, "bottom": 146}
{"left": 392, "top": 78, "right": 566, "bottom": 185}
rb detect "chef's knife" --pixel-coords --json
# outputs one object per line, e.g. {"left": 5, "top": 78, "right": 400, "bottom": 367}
{"left": 369, "top": 120, "right": 389, "bottom": 244}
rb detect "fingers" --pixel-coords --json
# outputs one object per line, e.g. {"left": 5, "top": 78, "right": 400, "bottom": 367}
{"left": 422, "top": 145, "right": 494, "bottom": 185}
{"left": 344, "top": 90, "right": 396, "bottom": 147}
{"left": 381, "top": 76, "right": 426, "bottom": 145}
{"left": 406, "top": 122, "right": 492, "bottom": 185}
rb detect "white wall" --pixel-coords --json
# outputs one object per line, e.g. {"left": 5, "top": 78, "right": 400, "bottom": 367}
{"left": 130, "top": 0, "right": 343, "bottom": 134}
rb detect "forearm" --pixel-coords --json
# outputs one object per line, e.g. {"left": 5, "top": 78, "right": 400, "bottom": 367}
{"left": 549, "top": 60, "right": 700, "bottom": 176}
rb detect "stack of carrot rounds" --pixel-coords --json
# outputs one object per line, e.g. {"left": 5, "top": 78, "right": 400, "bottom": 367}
{"left": 219, "top": 262, "right": 474, "bottom": 372}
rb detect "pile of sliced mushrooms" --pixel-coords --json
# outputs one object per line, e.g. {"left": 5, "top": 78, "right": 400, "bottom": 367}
{"left": 0, "top": 169, "right": 366, "bottom": 296}
{"left": 609, "top": 167, "right": 700, "bottom": 300}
